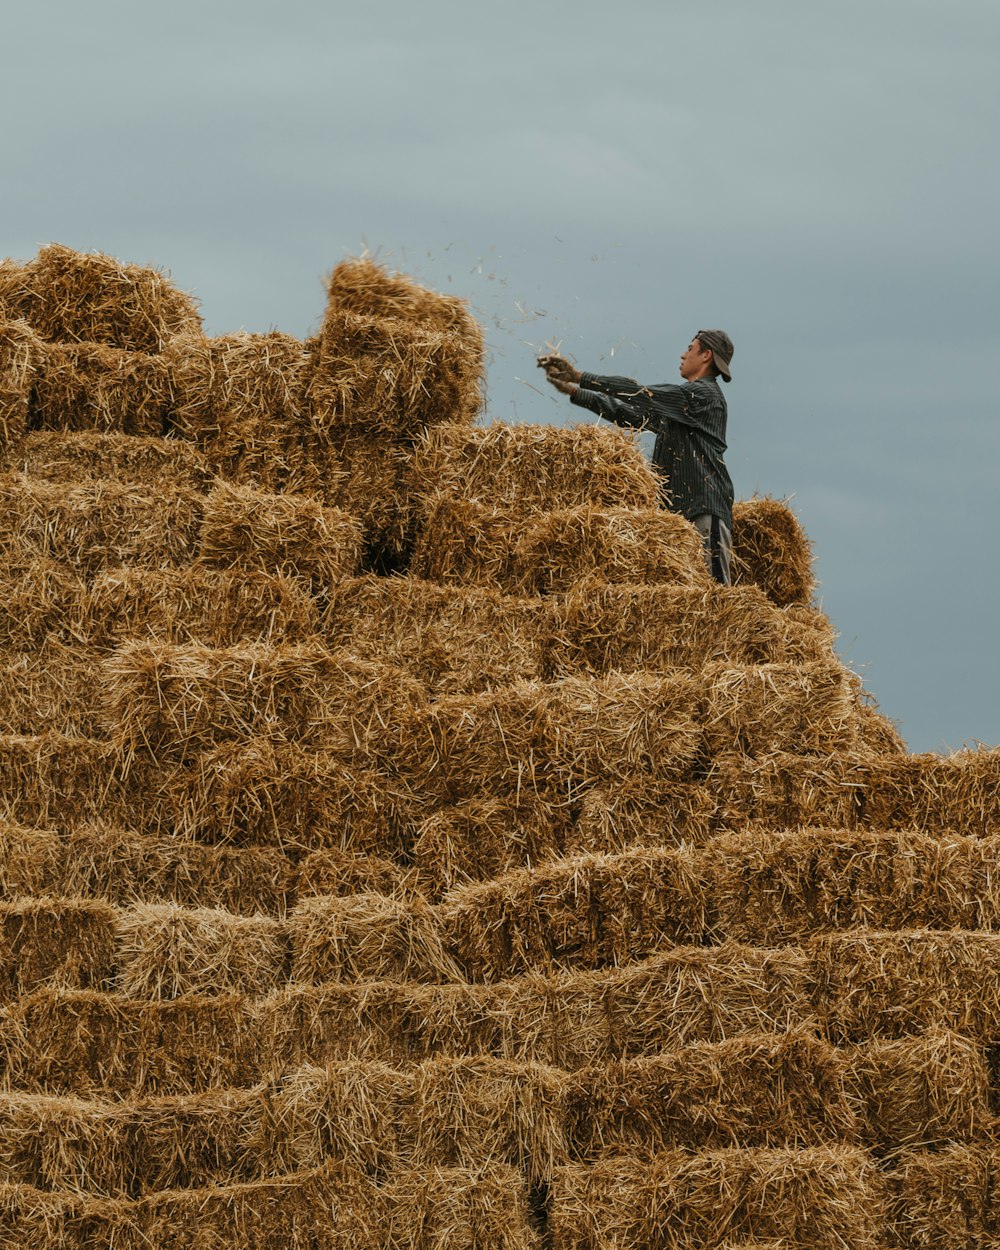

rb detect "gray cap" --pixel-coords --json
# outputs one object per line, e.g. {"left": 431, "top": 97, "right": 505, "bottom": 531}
{"left": 695, "top": 329, "right": 734, "bottom": 382}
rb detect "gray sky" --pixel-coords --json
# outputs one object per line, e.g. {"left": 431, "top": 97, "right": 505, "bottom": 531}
{"left": 4, "top": 0, "right": 998, "bottom": 752}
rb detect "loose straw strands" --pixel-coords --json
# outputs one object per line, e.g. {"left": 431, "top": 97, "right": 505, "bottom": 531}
{"left": 409, "top": 421, "right": 660, "bottom": 513}
{"left": 731, "top": 497, "right": 816, "bottom": 606}
{"left": 10, "top": 243, "right": 201, "bottom": 351}
{"left": 30, "top": 342, "right": 173, "bottom": 436}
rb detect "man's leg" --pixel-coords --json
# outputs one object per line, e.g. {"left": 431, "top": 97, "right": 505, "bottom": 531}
{"left": 691, "top": 513, "right": 732, "bottom": 585}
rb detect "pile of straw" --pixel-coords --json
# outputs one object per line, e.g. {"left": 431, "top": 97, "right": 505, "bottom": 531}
{"left": 0, "top": 316, "right": 40, "bottom": 445}
{"left": 31, "top": 342, "right": 172, "bottom": 436}
{"left": 13, "top": 430, "right": 214, "bottom": 490}
{"left": 708, "top": 751, "right": 863, "bottom": 831}
{"left": 731, "top": 497, "right": 816, "bottom": 606}
{"left": 9, "top": 243, "right": 201, "bottom": 351}
{"left": 0, "top": 258, "right": 31, "bottom": 318}
{"left": 409, "top": 421, "right": 660, "bottom": 512}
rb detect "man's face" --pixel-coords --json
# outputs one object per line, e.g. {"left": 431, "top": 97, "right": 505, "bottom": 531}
{"left": 679, "top": 337, "right": 712, "bottom": 380}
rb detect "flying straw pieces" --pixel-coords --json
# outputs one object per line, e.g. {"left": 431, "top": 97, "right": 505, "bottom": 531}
{"left": 0, "top": 640, "right": 104, "bottom": 736}
{"left": 167, "top": 330, "right": 318, "bottom": 493}
{"left": 847, "top": 1028, "right": 994, "bottom": 1147}
{"left": 0, "top": 898, "right": 117, "bottom": 1004}
{"left": 80, "top": 566, "right": 319, "bottom": 649}
{"left": 547, "top": 1144, "right": 883, "bottom": 1250}
{"left": 0, "top": 316, "right": 41, "bottom": 445}
{"left": 112, "top": 902, "right": 287, "bottom": 999}
{"left": 289, "top": 893, "right": 463, "bottom": 984}
{"left": 409, "top": 421, "right": 660, "bottom": 512}
{"left": 410, "top": 497, "right": 711, "bottom": 592}
{"left": 12, "top": 430, "right": 215, "bottom": 490}
{"left": 547, "top": 583, "right": 836, "bottom": 678}
{"left": 0, "top": 475, "right": 202, "bottom": 574}
{"left": 12, "top": 242, "right": 201, "bottom": 351}
{"left": 442, "top": 847, "right": 708, "bottom": 981}
{"left": 405, "top": 1056, "right": 570, "bottom": 1184}
{"left": 568, "top": 779, "right": 716, "bottom": 856}
{"left": 323, "top": 575, "right": 555, "bottom": 696}
{"left": 0, "top": 561, "right": 83, "bottom": 649}
{"left": 705, "top": 828, "right": 983, "bottom": 945}
{"left": 102, "top": 641, "right": 424, "bottom": 761}
{"left": 199, "top": 479, "right": 362, "bottom": 592}
{"left": 566, "top": 1030, "right": 858, "bottom": 1156}
{"left": 859, "top": 746, "right": 1000, "bottom": 835}
{"left": 30, "top": 342, "right": 172, "bottom": 436}
{"left": 731, "top": 497, "right": 816, "bottom": 607}
{"left": 808, "top": 929, "right": 1000, "bottom": 1042}
{"left": 411, "top": 793, "right": 571, "bottom": 900}
{"left": 1, "top": 988, "right": 265, "bottom": 1097}
{"left": 883, "top": 1143, "right": 999, "bottom": 1250}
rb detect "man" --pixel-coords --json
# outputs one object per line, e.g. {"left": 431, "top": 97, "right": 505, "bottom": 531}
{"left": 537, "top": 330, "right": 735, "bottom": 584}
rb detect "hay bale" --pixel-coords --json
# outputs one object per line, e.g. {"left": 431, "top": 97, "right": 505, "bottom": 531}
{"left": 809, "top": 929, "right": 1000, "bottom": 1043}
{"left": 411, "top": 793, "right": 570, "bottom": 900}
{"left": 568, "top": 779, "right": 716, "bottom": 856}
{"left": 0, "top": 818, "right": 62, "bottom": 897}
{"left": 406, "top": 1056, "right": 570, "bottom": 1184}
{"left": 113, "top": 902, "right": 287, "bottom": 999}
{"left": 442, "top": 846, "right": 708, "bottom": 981}
{"left": 0, "top": 560, "right": 83, "bottom": 650}
{"left": 0, "top": 898, "right": 117, "bottom": 1004}
{"left": 0, "top": 640, "right": 104, "bottom": 737}
{"left": 0, "top": 474, "right": 202, "bottom": 574}
{"left": 883, "top": 1144, "right": 998, "bottom": 1250}
{"left": 548, "top": 1144, "right": 882, "bottom": 1250}
{"left": 409, "top": 420, "right": 659, "bottom": 512}
{"left": 703, "top": 661, "right": 859, "bottom": 758}
{"left": 200, "top": 479, "right": 362, "bottom": 591}
{"left": 0, "top": 317, "right": 41, "bottom": 446}
{"left": 289, "top": 892, "right": 463, "bottom": 984}
{"left": 166, "top": 330, "right": 320, "bottom": 493}
{"left": 322, "top": 574, "right": 554, "bottom": 696}
{"left": 381, "top": 1162, "right": 539, "bottom": 1250}
{"left": 57, "top": 823, "right": 295, "bottom": 916}
{"left": 102, "top": 640, "right": 423, "bottom": 762}
{"left": 732, "top": 496, "right": 816, "bottom": 606}
{"left": 296, "top": 847, "right": 410, "bottom": 901}
{"left": 327, "top": 254, "right": 483, "bottom": 344}
{"left": 708, "top": 751, "right": 863, "bottom": 832}
{"left": 409, "top": 495, "right": 523, "bottom": 588}
{"left": 80, "top": 565, "right": 319, "bottom": 649}
{"left": 0, "top": 731, "right": 115, "bottom": 829}
{"left": 860, "top": 747, "right": 1000, "bottom": 836}
{"left": 848, "top": 1029, "right": 993, "bottom": 1148}
{"left": 0, "top": 259, "right": 32, "bottom": 319}
{"left": 515, "top": 504, "right": 711, "bottom": 594}
{"left": 159, "top": 740, "right": 415, "bottom": 852}
{"left": 320, "top": 430, "right": 415, "bottom": 561}
{"left": 16, "top": 242, "right": 201, "bottom": 350}
{"left": 567, "top": 1030, "right": 857, "bottom": 1156}
{"left": 855, "top": 699, "right": 907, "bottom": 755}
{"left": 547, "top": 582, "right": 836, "bottom": 678}
{"left": 31, "top": 341, "right": 173, "bottom": 436}
{"left": 265, "top": 1059, "right": 411, "bottom": 1176}
{"left": 1, "top": 987, "right": 263, "bottom": 1097}
{"left": 706, "top": 827, "right": 983, "bottom": 945}
{"left": 13, "top": 429, "right": 215, "bottom": 490}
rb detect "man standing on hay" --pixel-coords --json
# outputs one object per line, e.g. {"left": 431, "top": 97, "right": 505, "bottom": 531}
{"left": 538, "top": 331, "right": 735, "bottom": 584}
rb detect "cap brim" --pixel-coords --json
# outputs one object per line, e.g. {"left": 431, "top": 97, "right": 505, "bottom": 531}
{"left": 713, "top": 353, "right": 732, "bottom": 381}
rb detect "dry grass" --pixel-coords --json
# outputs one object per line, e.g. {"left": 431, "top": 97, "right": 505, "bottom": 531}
{"left": 808, "top": 929, "right": 1000, "bottom": 1043}
{"left": 409, "top": 495, "right": 524, "bottom": 588}
{"left": 548, "top": 1144, "right": 882, "bottom": 1250}
{"left": 442, "top": 846, "right": 708, "bottom": 981}
{"left": 0, "top": 818, "right": 62, "bottom": 896}
{"left": 0, "top": 259, "right": 32, "bottom": 318}
{"left": 0, "top": 316, "right": 41, "bottom": 446}
{"left": 0, "top": 898, "right": 117, "bottom": 1004}
{"left": 31, "top": 341, "right": 173, "bottom": 436}
{"left": 321, "top": 430, "right": 415, "bottom": 559}
{"left": 326, "top": 253, "right": 483, "bottom": 343}
{"left": 547, "top": 582, "right": 836, "bottom": 677}
{"left": 199, "top": 479, "right": 362, "bottom": 591}
{"left": 13, "top": 429, "right": 215, "bottom": 490}
{"left": 14, "top": 242, "right": 201, "bottom": 350}
{"left": 848, "top": 1029, "right": 994, "bottom": 1147}
{"left": 731, "top": 497, "right": 816, "bottom": 606}
{"left": 409, "top": 421, "right": 659, "bottom": 512}
{"left": 0, "top": 474, "right": 202, "bottom": 574}
{"left": 705, "top": 827, "right": 983, "bottom": 944}
{"left": 80, "top": 565, "right": 319, "bottom": 649}
{"left": 289, "top": 892, "right": 463, "bottom": 984}
{"left": 567, "top": 1029, "right": 857, "bottom": 1156}
{"left": 322, "top": 574, "right": 554, "bottom": 695}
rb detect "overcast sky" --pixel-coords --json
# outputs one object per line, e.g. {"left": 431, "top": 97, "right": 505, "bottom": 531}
{"left": 4, "top": 0, "right": 998, "bottom": 752}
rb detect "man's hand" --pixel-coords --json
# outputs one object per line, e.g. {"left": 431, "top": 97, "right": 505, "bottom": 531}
{"left": 537, "top": 352, "right": 582, "bottom": 396}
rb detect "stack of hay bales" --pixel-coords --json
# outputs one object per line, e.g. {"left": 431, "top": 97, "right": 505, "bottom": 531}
{"left": 0, "top": 244, "right": 998, "bottom": 1249}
